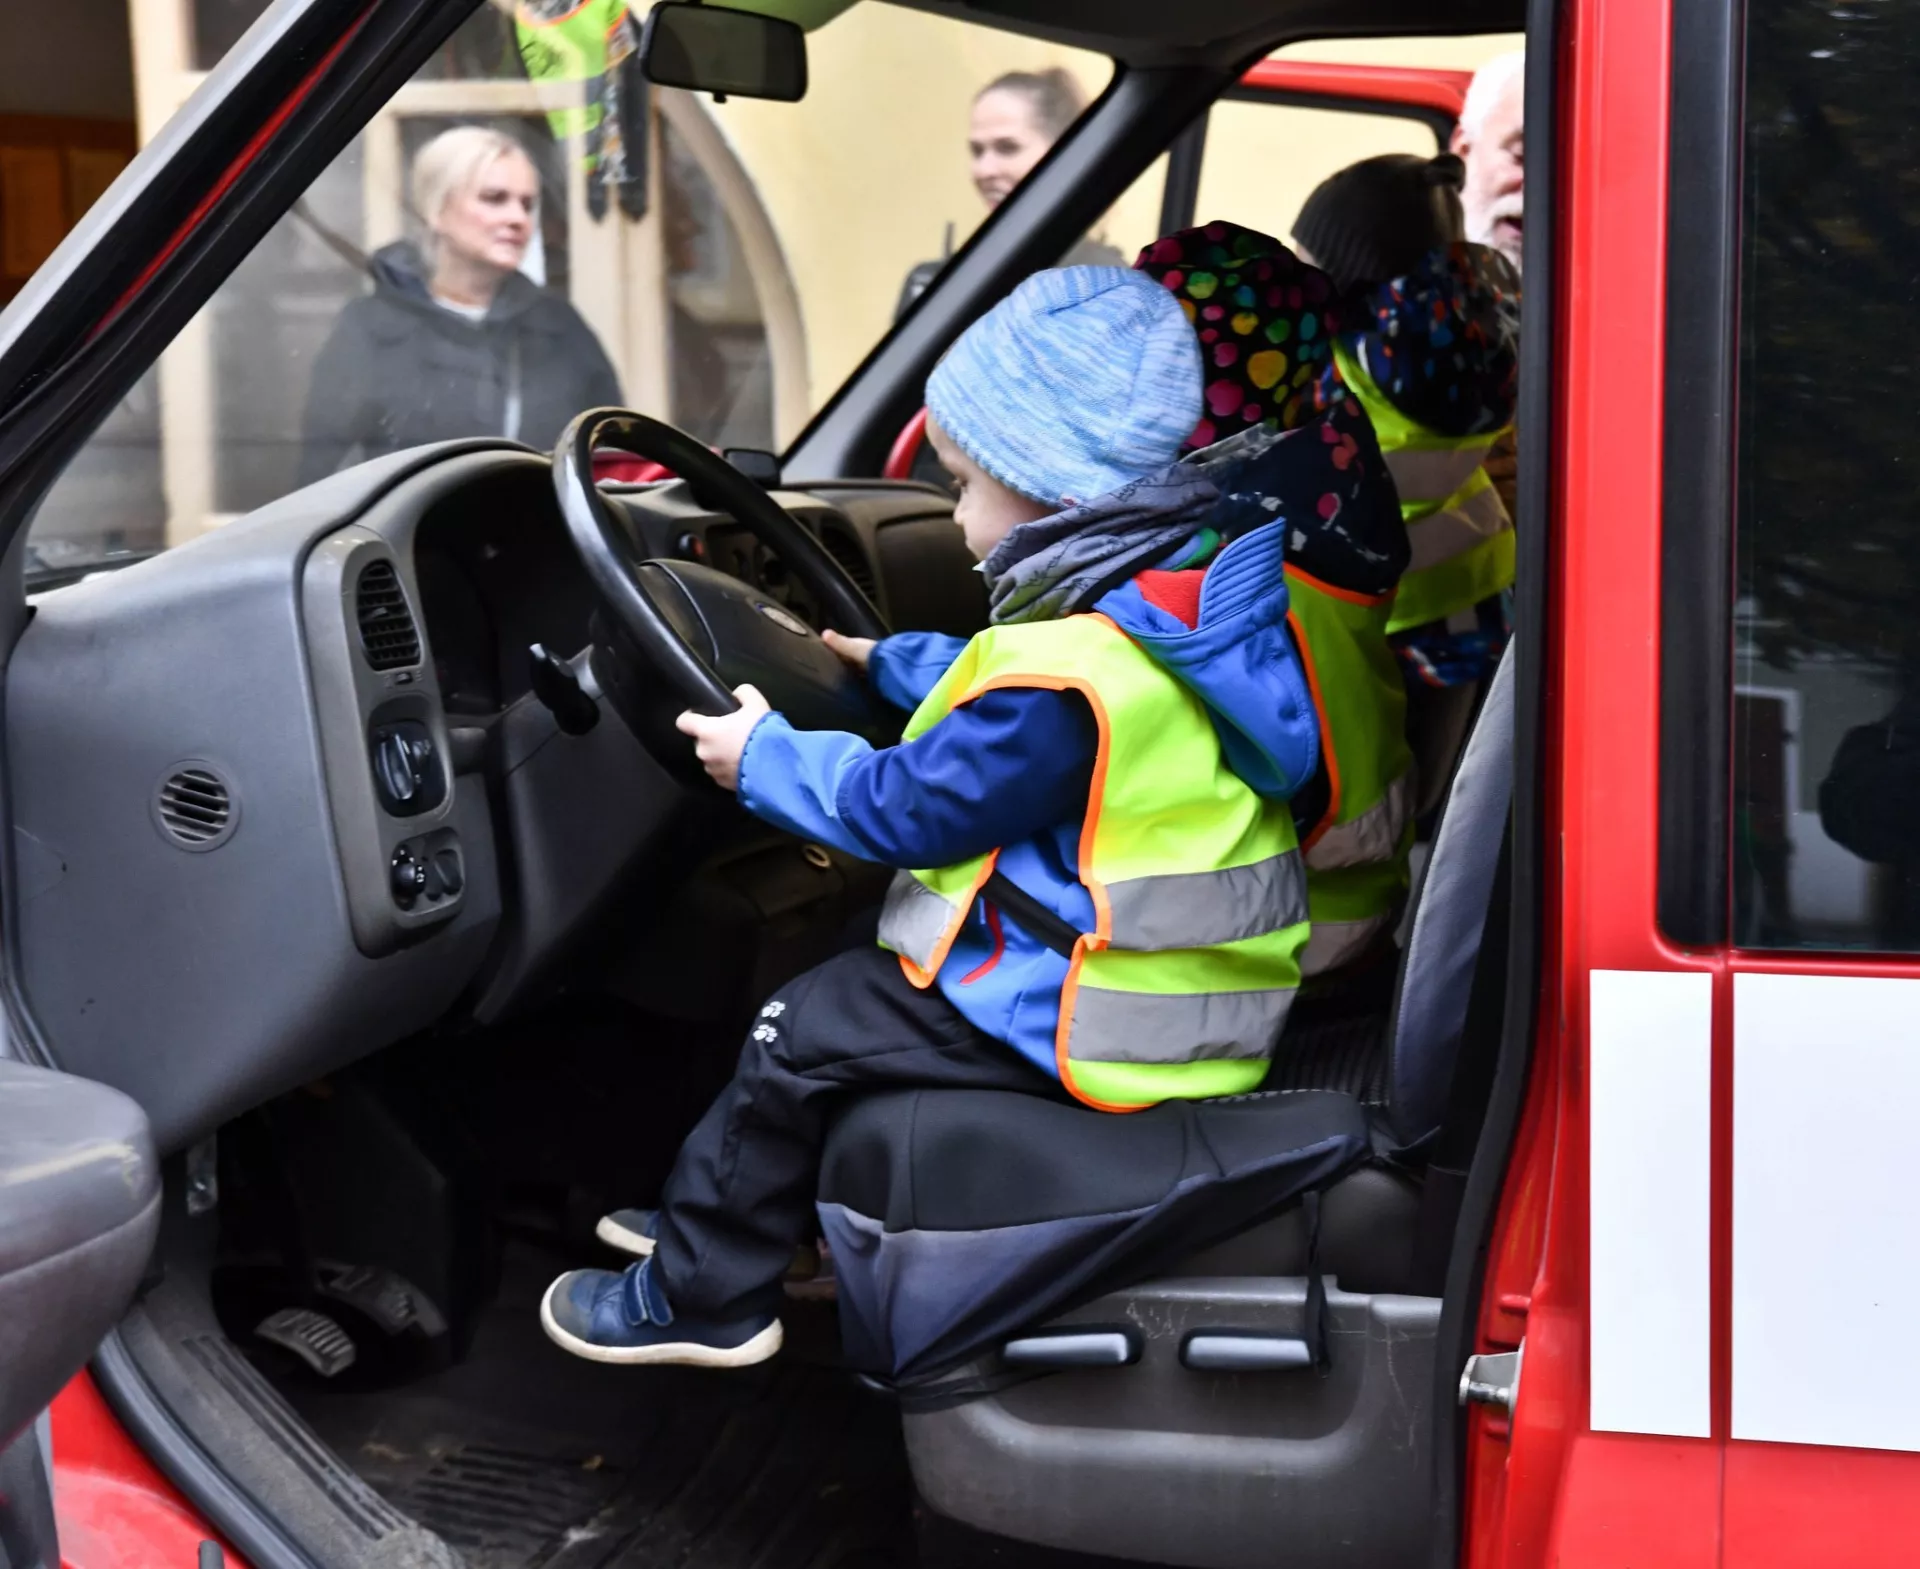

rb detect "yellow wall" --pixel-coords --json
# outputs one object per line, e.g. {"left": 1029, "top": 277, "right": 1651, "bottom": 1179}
{"left": 704, "top": 7, "right": 1132, "bottom": 415}
{"left": 706, "top": 12, "right": 1521, "bottom": 421}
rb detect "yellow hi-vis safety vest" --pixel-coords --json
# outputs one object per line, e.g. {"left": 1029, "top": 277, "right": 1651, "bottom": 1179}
{"left": 1334, "top": 340, "right": 1515, "bottom": 634}
{"left": 876, "top": 614, "right": 1310, "bottom": 1112}
{"left": 1286, "top": 567, "right": 1415, "bottom": 974}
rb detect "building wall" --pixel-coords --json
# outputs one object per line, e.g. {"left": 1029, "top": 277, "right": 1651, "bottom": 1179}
{"left": 706, "top": 15, "right": 1522, "bottom": 416}
{"left": 0, "top": 0, "right": 136, "bottom": 121}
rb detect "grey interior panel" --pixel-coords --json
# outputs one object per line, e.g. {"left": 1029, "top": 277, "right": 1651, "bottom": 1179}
{"left": 0, "top": 1420, "right": 58, "bottom": 1569}
{"left": 1385, "top": 643, "right": 1515, "bottom": 1149}
{"left": 469, "top": 658, "right": 704, "bottom": 1021}
{"left": 8, "top": 445, "right": 524, "bottom": 1152}
{"left": 906, "top": 1278, "right": 1440, "bottom": 1569}
{"left": 300, "top": 526, "right": 468, "bottom": 955}
{"left": 8, "top": 433, "right": 951, "bottom": 1153}
{"left": 0, "top": 1060, "right": 159, "bottom": 1447}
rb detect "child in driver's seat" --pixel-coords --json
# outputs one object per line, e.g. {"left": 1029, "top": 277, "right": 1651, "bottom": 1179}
{"left": 542, "top": 267, "right": 1323, "bottom": 1369}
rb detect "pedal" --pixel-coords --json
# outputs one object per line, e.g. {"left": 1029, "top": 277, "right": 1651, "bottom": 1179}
{"left": 255, "top": 1307, "right": 356, "bottom": 1378}
{"left": 317, "top": 1262, "right": 425, "bottom": 1337}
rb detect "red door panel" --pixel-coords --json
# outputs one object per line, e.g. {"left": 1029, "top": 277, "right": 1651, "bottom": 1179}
{"left": 51, "top": 1374, "right": 244, "bottom": 1569}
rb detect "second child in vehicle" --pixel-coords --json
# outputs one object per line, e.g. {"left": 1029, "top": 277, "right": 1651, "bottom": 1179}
{"left": 1136, "top": 220, "right": 1415, "bottom": 978}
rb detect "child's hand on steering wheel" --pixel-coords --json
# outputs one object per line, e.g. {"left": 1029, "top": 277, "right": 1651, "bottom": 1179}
{"left": 821, "top": 630, "right": 876, "bottom": 673}
{"left": 675, "top": 684, "right": 771, "bottom": 791}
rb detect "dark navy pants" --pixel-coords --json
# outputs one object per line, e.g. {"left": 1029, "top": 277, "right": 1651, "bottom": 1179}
{"left": 649, "top": 945, "right": 1061, "bottom": 1321}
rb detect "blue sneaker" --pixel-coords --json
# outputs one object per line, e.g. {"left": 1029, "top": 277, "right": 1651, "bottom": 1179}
{"left": 540, "top": 1258, "right": 783, "bottom": 1367}
{"left": 595, "top": 1207, "right": 657, "bottom": 1258}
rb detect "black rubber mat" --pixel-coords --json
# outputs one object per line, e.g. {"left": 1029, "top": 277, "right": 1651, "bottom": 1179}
{"left": 391, "top": 1444, "right": 627, "bottom": 1562}
{"left": 276, "top": 1241, "right": 912, "bottom": 1569}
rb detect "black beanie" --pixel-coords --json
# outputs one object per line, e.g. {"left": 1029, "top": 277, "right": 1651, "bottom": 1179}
{"left": 1291, "top": 153, "right": 1467, "bottom": 293}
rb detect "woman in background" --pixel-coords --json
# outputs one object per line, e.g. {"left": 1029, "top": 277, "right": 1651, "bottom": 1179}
{"left": 895, "top": 69, "right": 1124, "bottom": 318}
{"left": 299, "top": 125, "right": 620, "bottom": 485}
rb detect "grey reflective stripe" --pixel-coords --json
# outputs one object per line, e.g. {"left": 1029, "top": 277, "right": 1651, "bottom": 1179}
{"left": 1306, "top": 771, "right": 1413, "bottom": 873}
{"left": 1404, "top": 482, "right": 1511, "bottom": 571}
{"left": 1105, "top": 849, "right": 1308, "bottom": 952}
{"left": 1383, "top": 442, "right": 1496, "bottom": 503}
{"left": 877, "top": 871, "right": 959, "bottom": 969}
{"left": 1067, "top": 983, "right": 1295, "bottom": 1063}
{"left": 1298, "top": 913, "right": 1392, "bottom": 978}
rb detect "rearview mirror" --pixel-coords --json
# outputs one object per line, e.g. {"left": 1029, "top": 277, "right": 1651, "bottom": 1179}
{"left": 638, "top": 3, "right": 808, "bottom": 103}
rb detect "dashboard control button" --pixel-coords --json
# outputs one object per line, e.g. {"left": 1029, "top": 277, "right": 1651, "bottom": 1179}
{"left": 433, "top": 849, "right": 464, "bottom": 898}
{"left": 375, "top": 732, "right": 417, "bottom": 803}
{"left": 390, "top": 846, "right": 427, "bottom": 909}
{"left": 369, "top": 719, "right": 446, "bottom": 817}
{"left": 674, "top": 532, "right": 706, "bottom": 561}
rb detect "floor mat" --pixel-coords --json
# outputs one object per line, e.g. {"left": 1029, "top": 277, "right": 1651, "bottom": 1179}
{"left": 276, "top": 1242, "right": 911, "bottom": 1569}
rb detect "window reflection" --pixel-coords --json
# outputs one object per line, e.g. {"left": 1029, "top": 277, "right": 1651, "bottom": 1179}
{"left": 36, "top": 2, "right": 1118, "bottom": 569}
{"left": 1735, "top": 0, "right": 1920, "bottom": 949}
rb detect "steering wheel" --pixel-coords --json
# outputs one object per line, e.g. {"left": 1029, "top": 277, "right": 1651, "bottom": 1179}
{"left": 553, "top": 409, "right": 895, "bottom": 779}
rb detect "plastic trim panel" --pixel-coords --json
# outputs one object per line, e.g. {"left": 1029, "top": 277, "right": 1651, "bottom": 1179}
{"left": 905, "top": 1277, "right": 1440, "bottom": 1569}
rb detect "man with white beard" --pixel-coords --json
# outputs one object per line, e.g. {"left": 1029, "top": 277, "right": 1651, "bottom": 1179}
{"left": 1452, "top": 50, "right": 1526, "bottom": 515}
{"left": 1452, "top": 51, "right": 1526, "bottom": 272}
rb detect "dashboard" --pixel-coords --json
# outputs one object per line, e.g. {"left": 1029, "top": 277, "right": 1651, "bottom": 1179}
{"left": 412, "top": 465, "right": 983, "bottom": 715}
{"left": 6, "top": 440, "right": 982, "bottom": 1155}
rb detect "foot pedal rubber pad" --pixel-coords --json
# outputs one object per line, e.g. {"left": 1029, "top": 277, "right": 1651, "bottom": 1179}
{"left": 256, "top": 1307, "right": 356, "bottom": 1377}
{"left": 318, "top": 1262, "right": 423, "bottom": 1336}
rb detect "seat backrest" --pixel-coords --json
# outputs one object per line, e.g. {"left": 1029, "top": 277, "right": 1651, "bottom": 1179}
{"left": 1381, "top": 642, "right": 1515, "bottom": 1150}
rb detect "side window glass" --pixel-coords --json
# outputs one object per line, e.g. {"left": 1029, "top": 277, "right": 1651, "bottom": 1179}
{"left": 1192, "top": 35, "right": 1522, "bottom": 252}
{"left": 30, "top": 2, "right": 1123, "bottom": 575}
{"left": 1733, "top": 0, "right": 1920, "bottom": 950}
{"left": 1195, "top": 100, "right": 1441, "bottom": 249}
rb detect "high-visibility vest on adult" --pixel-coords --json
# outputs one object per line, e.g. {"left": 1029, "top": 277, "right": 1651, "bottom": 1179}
{"left": 1335, "top": 340, "right": 1515, "bottom": 633}
{"left": 876, "top": 614, "right": 1310, "bottom": 1112}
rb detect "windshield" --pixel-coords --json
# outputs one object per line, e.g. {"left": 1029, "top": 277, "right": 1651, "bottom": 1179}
{"left": 28, "top": 0, "right": 1139, "bottom": 574}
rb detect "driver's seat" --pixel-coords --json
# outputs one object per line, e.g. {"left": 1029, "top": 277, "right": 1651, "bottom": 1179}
{"left": 816, "top": 644, "right": 1516, "bottom": 1568}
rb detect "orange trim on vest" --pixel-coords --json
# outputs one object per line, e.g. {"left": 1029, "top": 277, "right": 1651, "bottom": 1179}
{"left": 1283, "top": 563, "right": 1396, "bottom": 610}
{"left": 935, "top": 618, "right": 1141, "bottom": 1112}
{"left": 894, "top": 851, "right": 999, "bottom": 991}
{"left": 1286, "top": 606, "right": 1343, "bottom": 854}
{"left": 958, "top": 902, "right": 1006, "bottom": 985}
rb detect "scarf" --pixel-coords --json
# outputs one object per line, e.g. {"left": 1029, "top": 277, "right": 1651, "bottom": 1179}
{"left": 981, "top": 465, "right": 1221, "bottom": 625}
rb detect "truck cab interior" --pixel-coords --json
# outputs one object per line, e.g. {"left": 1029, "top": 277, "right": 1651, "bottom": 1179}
{"left": 0, "top": 0, "right": 1546, "bottom": 1565}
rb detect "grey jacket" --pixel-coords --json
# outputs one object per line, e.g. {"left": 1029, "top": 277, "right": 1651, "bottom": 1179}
{"left": 297, "top": 242, "right": 622, "bottom": 486}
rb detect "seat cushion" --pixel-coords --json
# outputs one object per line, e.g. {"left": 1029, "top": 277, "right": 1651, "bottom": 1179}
{"left": 0, "top": 1061, "right": 159, "bottom": 1444}
{"left": 817, "top": 1086, "right": 1370, "bottom": 1382}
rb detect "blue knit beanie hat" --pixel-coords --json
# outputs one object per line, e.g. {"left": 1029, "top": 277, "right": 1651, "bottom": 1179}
{"left": 925, "top": 266, "right": 1202, "bottom": 507}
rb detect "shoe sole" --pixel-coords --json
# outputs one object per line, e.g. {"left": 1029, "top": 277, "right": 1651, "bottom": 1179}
{"left": 595, "top": 1215, "right": 656, "bottom": 1258}
{"left": 540, "top": 1278, "right": 784, "bottom": 1368}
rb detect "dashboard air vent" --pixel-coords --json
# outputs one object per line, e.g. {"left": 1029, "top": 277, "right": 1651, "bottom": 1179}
{"left": 820, "top": 528, "right": 879, "bottom": 603}
{"left": 355, "top": 558, "right": 422, "bottom": 671}
{"left": 155, "top": 764, "right": 237, "bottom": 851}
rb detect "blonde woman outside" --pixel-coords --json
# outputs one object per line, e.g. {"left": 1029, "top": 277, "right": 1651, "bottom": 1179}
{"left": 298, "top": 125, "right": 621, "bottom": 484}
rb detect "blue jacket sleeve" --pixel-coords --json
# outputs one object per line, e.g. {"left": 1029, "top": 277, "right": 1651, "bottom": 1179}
{"left": 868, "top": 631, "right": 971, "bottom": 712}
{"left": 737, "top": 686, "right": 1097, "bottom": 868}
